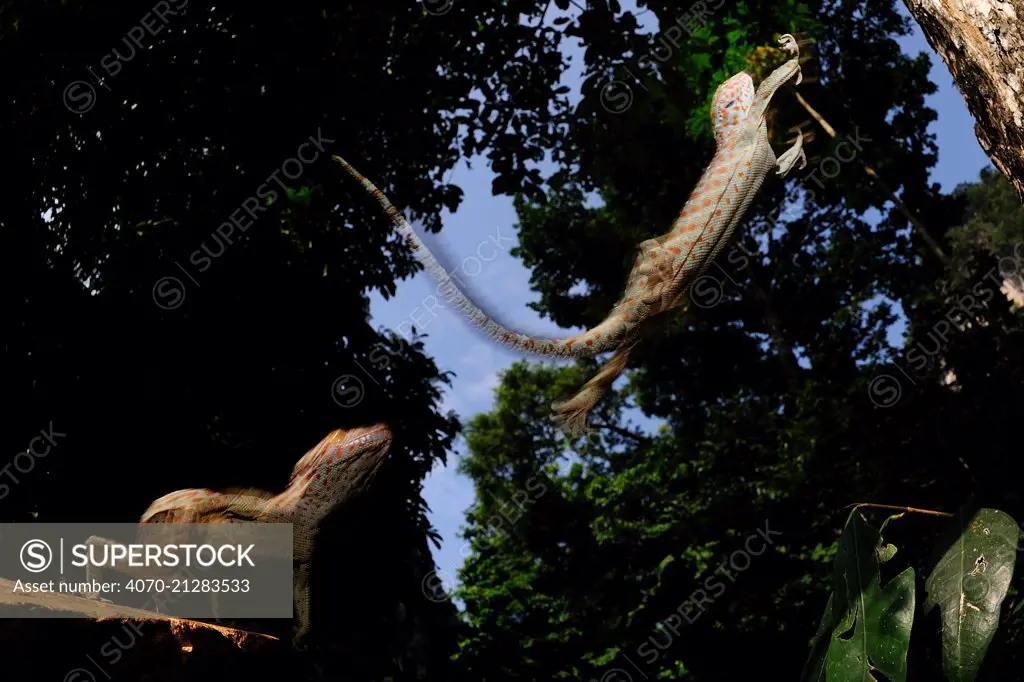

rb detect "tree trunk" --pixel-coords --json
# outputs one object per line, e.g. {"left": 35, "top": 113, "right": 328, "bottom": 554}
{"left": 901, "top": 0, "right": 1024, "bottom": 201}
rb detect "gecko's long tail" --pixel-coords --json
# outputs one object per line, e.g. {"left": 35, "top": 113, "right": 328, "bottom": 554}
{"left": 332, "top": 155, "right": 627, "bottom": 358}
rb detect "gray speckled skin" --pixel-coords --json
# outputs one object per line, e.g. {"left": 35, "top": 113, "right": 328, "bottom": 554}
{"left": 334, "top": 35, "right": 805, "bottom": 433}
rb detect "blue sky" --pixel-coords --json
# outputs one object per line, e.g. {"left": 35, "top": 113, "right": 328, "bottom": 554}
{"left": 363, "top": 8, "right": 992, "bottom": 600}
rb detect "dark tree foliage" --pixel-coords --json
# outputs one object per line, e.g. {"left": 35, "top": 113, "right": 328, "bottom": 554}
{"left": 0, "top": 0, "right": 575, "bottom": 679}
{"left": 454, "top": 1, "right": 1024, "bottom": 681}
{"left": 4, "top": 0, "right": 1023, "bottom": 679}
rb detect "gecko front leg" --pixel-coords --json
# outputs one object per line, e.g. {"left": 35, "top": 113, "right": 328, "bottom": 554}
{"left": 747, "top": 34, "right": 803, "bottom": 122}
{"left": 778, "top": 34, "right": 802, "bottom": 84}
{"left": 776, "top": 126, "right": 808, "bottom": 177}
{"left": 292, "top": 560, "right": 312, "bottom": 649}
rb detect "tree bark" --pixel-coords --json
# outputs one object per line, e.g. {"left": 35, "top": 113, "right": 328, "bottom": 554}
{"left": 901, "top": 0, "right": 1024, "bottom": 201}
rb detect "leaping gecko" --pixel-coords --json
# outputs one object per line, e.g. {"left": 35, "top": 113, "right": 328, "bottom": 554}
{"left": 334, "top": 34, "right": 807, "bottom": 434}
{"left": 81, "top": 424, "right": 393, "bottom": 647}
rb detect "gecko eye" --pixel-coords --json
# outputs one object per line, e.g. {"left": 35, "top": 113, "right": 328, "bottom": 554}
{"left": 723, "top": 99, "right": 735, "bottom": 108}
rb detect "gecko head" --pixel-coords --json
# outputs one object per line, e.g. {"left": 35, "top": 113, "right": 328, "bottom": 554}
{"left": 288, "top": 423, "right": 393, "bottom": 492}
{"left": 335, "top": 423, "right": 393, "bottom": 466}
{"left": 711, "top": 71, "right": 755, "bottom": 143}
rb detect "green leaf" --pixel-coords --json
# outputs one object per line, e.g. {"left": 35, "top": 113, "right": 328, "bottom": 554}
{"left": 281, "top": 185, "right": 314, "bottom": 207}
{"left": 923, "top": 506, "right": 1018, "bottom": 682}
{"left": 801, "top": 510, "right": 915, "bottom": 682}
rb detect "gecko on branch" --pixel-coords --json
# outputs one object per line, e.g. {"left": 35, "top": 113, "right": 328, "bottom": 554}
{"left": 334, "top": 34, "right": 807, "bottom": 435}
{"left": 81, "top": 424, "right": 393, "bottom": 648}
